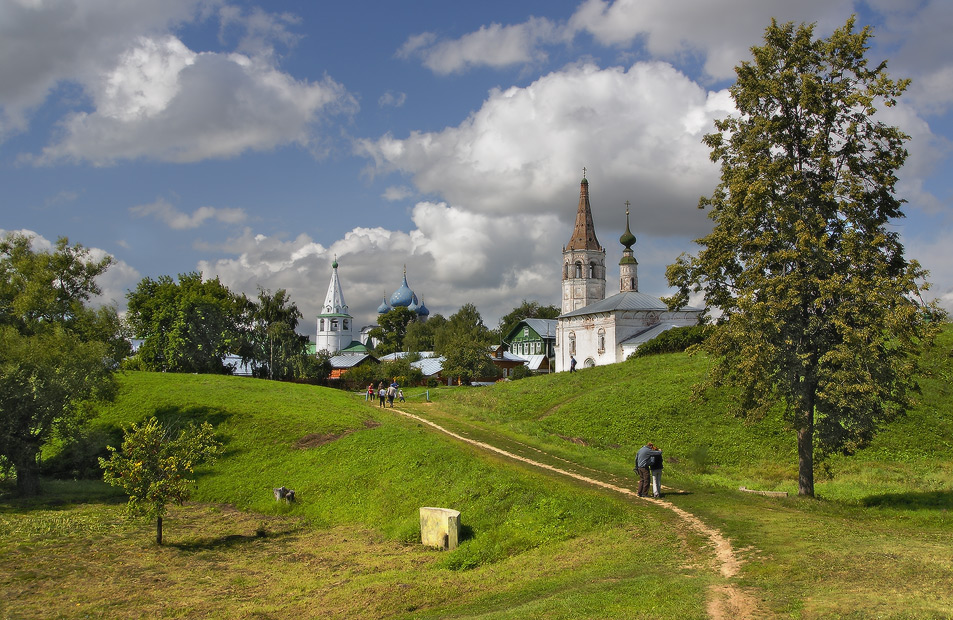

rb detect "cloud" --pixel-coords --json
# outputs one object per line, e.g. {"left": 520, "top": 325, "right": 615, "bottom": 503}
{"left": 398, "top": 17, "right": 567, "bottom": 74}
{"left": 130, "top": 198, "right": 247, "bottom": 230}
{"left": 568, "top": 0, "right": 854, "bottom": 80}
{"left": 0, "top": 0, "right": 203, "bottom": 138}
{"left": 358, "top": 61, "right": 729, "bottom": 238}
{"left": 382, "top": 185, "right": 414, "bottom": 201}
{"left": 379, "top": 91, "right": 407, "bottom": 108}
{"left": 31, "top": 36, "right": 356, "bottom": 164}
{"left": 199, "top": 200, "right": 568, "bottom": 335}
{"left": 0, "top": 1, "right": 357, "bottom": 162}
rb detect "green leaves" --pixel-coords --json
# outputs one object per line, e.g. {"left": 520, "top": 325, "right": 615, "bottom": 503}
{"left": 667, "top": 18, "right": 943, "bottom": 496}
{"left": 100, "top": 416, "right": 222, "bottom": 543}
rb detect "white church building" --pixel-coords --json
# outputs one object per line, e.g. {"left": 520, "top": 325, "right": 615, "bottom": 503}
{"left": 554, "top": 174, "right": 703, "bottom": 372}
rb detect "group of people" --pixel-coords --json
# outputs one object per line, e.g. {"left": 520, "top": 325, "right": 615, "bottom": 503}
{"left": 366, "top": 381, "right": 404, "bottom": 407}
{"left": 635, "top": 442, "right": 663, "bottom": 498}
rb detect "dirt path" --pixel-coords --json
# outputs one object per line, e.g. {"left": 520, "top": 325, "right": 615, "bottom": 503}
{"left": 390, "top": 407, "right": 760, "bottom": 619}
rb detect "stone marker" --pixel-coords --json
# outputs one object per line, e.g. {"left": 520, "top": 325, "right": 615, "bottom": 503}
{"left": 419, "top": 507, "right": 460, "bottom": 550}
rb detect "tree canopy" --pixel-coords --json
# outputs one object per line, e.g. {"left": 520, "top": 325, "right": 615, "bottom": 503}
{"left": 0, "top": 233, "right": 120, "bottom": 495}
{"left": 241, "top": 288, "right": 309, "bottom": 380}
{"left": 666, "top": 18, "right": 942, "bottom": 496}
{"left": 126, "top": 272, "right": 244, "bottom": 373}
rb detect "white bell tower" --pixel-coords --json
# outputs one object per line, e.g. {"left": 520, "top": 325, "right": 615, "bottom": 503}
{"left": 315, "top": 257, "right": 353, "bottom": 354}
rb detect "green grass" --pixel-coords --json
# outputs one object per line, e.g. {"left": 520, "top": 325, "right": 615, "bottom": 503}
{"left": 2, "top": 325, "right": 952, "bottom": 618}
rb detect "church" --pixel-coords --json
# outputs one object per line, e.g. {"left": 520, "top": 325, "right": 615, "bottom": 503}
{"left": 554, "top": 174, "right": 702, "bottom": 372}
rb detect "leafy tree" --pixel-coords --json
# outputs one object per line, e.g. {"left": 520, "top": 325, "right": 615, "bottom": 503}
{"left": 126, "top": 272, "right": 244, "bottom": 373}
{"left": 496, "top": 300, "right": 560, "bottom": 341}
{"left": 368, "top": 307, "right": 417, "bottom": 355}
{"left": 100, "top": 417, "right": 222, "bottom": 545}
{"left": 242, "top": 288, "right": 309, "bottom": 380}
{"left": 0, "top": 327, "right": 116, "bottom": 495}
{"left": 665, "top": 18, "right": 942, "bottom": 496}
{"left": 404, "top": 313, "right": 445, "bottom": 353}
{"left": 434, "top": 303, "right": 492, "bottom": 355}
{"left": 0, "top": 233, "right": 120, "bottom": 496}
{"left": 441, "top": 336, "right": 499, "bottom": 385}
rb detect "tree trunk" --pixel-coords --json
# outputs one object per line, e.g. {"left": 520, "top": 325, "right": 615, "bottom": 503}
{"left": 796, "top": 398, "right": 815, "bottom": 497}
{"left": 156, "top": 516, "right": 163, "bottom": 546}
{"left": 14, "top": 457, "right": 41, "bottom": 497}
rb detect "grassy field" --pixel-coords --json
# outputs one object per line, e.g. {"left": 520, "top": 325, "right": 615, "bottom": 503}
{"left": 1, "top": 326, "right": 951, "bottom": 618}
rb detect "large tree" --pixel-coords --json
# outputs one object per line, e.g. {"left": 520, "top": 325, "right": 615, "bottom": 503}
{"left": 242, "top": 288, "right": 309, "bottom": 380}
{"left": 126, "top": 272, "right": 244, "bottom": 373}
{"left": 0, "top": 234, "right": 120, "bottom": 495}
{"left": 666, "top": 18, "right": 941, "bottom": 497}
{"left": 434, "top": 303, "right": 492, "bottom": 355}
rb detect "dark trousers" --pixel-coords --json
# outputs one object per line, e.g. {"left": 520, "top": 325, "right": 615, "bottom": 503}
{"left": 637, "top": 467, "right": 651, "bottom": 496}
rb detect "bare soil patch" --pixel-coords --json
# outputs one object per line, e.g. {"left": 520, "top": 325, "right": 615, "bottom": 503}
{"left": 294, "top": 419, "right": 380, "bottom": 449}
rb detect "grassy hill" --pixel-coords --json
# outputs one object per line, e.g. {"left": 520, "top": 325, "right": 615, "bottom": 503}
{"left": 1, "top": 326, "right": 951, "bottom": 618}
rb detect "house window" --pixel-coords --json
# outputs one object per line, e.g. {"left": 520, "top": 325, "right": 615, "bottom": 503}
{"left": 523, "top": 327, "right": 529, "bottom": 337}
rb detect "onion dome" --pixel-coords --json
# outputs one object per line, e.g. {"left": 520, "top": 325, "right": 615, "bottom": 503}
{"left": 620, "top": 204, "right": 636, "bottom": 250}
{"left": 416, "top": 297, "right": 430, "bottom": 317}
{"left": 377, "top": 297, "right": 391, "bottom": 314}
{"left": 389, "top": 266, "right": 415, "bottom": 307}
{"left": 407, "top": 294, "right": 419, "bottom": 312}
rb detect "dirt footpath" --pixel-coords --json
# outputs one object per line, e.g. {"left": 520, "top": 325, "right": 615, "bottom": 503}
{"left": 390, "top": 407, "right": 762, "bottom": 619}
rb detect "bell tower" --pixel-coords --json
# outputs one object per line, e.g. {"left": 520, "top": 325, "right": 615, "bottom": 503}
{"left": 315, "top": 257, "right": 354, "bottom": 354}
{"left": 561, "top": 169, "right": 606, "bottom": 314}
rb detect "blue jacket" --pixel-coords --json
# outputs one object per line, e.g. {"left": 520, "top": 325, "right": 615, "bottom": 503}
{"left": 636, "top": 445, "right": 662, "bottom": 469}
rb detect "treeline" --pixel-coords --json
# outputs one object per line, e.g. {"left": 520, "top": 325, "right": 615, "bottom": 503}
{"left": 125, "top": 273, "right": 328, "bottom": 381}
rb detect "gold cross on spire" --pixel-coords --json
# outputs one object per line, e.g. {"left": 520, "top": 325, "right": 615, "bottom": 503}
{"left": 625, "top": 200, "right": 630, "bottom": 215}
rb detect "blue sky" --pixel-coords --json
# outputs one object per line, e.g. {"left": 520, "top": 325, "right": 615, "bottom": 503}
{"left": 2, "top": 0, "right": 952, "bottom": 338}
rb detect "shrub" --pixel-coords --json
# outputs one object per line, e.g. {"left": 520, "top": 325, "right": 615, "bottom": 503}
{"left": 630, "top": 325, "right": 712, "bottom": 358}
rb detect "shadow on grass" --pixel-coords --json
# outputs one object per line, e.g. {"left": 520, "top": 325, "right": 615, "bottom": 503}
{"left": 862, "top": 490, "right": 953, "bottom": 510}
{"left": 0, "top": 478, "right": 127, "bottom": 512}
{"left": 168, "top": 527, "right": 300, "bottom": 551}
{"left": 153, "top": 404, "right": 231, "bottom": 430}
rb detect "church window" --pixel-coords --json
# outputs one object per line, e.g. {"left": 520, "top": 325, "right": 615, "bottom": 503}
{"left": 574, "top": 262, "right": 582, "bottom": 278}
{"left": 589, "top": 262, "right": 595, "bottom": 278}
{"left": 319, "top": 319, "right": 325, "bottom": 331}
{"left": 330, "top": 319, "right": 338, "bottom": 330}
{"left": 563, "top": 262, "right": 569, "bottom": 278}
{"left": 343, "top": 319, "right": 349, "bottom": 330}
{"left": 569, "top": 332, "right": 576, "bottom": 356}
{"left": 598, "top": 329, "right": 606, "bottom": 353}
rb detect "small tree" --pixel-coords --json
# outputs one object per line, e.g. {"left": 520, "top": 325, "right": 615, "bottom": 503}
{"left": 100, "top": 417, "right": 222, "bottom": 545}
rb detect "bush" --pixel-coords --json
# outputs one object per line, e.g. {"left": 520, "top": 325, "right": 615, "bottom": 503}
{"left": 630, "top": 325, "right": 712, "bottom": 358}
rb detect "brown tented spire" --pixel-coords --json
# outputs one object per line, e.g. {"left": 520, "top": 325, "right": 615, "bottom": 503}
{"left": 565, "top": 173, "right": 603, "bottom": 251}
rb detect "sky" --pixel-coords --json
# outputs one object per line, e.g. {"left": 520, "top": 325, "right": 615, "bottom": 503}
{"left": 2, "top": 0, "right": 952, "bottom": 338}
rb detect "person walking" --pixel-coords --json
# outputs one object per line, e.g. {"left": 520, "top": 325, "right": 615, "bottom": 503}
{"left": 570, "top": 356, "right": 577, "bottom": 372}
{"left": 366, "top": 383, "right": 374, "bottom": 402}
{"left": 386, "top": 383, "right": 396, "bottom": 407}
{"left": 648, "top": 444, "right": 664, "bottom": 498}
{"left": 378, "top": 385, "right": 386, "bottom": 408}
{"left": 635, "top": 442, "right": 662, "bottom": 498}
{"left": 397, "top": 388, "right": 405, "bottom": 403}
